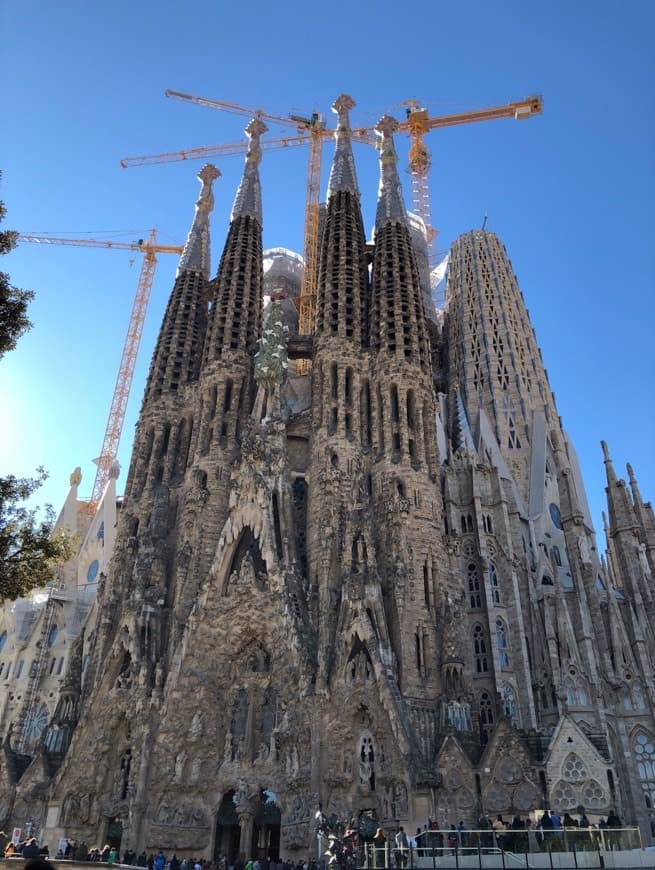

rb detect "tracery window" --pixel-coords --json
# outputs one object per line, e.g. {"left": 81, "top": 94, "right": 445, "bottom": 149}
{"left": 633, "top": 733, "right": 655, "bottom": 817}
{"left": 488, "top": 563, "right": 501, "bottom": 605}
{"left": 495, "top": 618, "right": 510, "bottom": 668}
{"left": 479, "top": 691, "right": 494, "bottom": 746}
{"left": 468, "top": 563, "right": 482, "bottom": 608}
{"left": 473, "top": 624, "right": 488, "bottom": 673}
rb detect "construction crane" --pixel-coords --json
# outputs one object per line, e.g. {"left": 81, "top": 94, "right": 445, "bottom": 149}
{"left": 123, "top": 91, "right": 541, "bottom": 337}
{"left": 19, "top": 231, "right": 183, "bottom": 513}
{"left": 123, "top": 91, "right": 376, "bottom": 369}
{"left": 399, "top": 96, "right": 543, "bottom": 266}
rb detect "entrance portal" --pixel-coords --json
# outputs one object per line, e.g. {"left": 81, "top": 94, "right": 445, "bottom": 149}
{"left": 105, "top": 816, "right": 123, "bottom": 850}
{"left": 251, "top": 790, "right": 281, "bottom": 860}
{"left": 215, "top": 791, "right": 241, "bottom": 863}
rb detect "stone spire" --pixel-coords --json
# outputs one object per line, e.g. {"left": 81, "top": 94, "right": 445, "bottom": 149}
{"left": 375, "top": 115, "right": 408, "bottom": 229}
{"left": 177, "top": 164, "right": 220, "bottom": 280}
{"left": 143, "top": 169, "right": 217, "bottom": 402}
{"left": 231, "top": 117, "right": 267, "bottom": 223}
{"left": 327, "top": 94, "right": 359, "bottom": 199}
{"left": 369, "top": 118, "right": 430, "bottom": 372}
{"left": 204, "top": 119, "right": 266, "bottom": 365}
{"left": 601, "top": 440, "right": 618, "bottom": 487}
{"left": 314, "top": 94, "right": 369, "bottom": 345}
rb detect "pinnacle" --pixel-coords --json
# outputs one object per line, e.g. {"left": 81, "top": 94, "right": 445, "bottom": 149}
{"left": 327, "top": 93, "right": 359, "bottom": 198}
{"left": 231, "top": 117, "right": 266, "bottom": 222}
{"left": 374, "top": 113, "right": 407, "bottom": 228}
{"left": 177, "top": 163, "right": 220, "bottom": 279}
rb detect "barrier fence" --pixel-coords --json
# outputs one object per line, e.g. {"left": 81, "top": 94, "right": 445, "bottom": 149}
{"left": 356, "top": 827, "right": 644, "bottom": 870}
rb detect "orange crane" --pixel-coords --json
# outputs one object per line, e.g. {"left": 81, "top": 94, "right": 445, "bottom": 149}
{"left": 398, "top": 96, "right": 543, "bottom": 265}
{"left": 123, "top": 91, "right": 376, "bottom": 368}
{"left": 122, "top": 91, "right": 542, "bottom": 334}
{"left": 18, "top": 231, "right": 183, "bottom": 513}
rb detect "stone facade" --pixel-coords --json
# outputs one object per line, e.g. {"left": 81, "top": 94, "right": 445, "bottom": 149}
{"left": 1, "top": 94, "right": 654, "bottom": 855}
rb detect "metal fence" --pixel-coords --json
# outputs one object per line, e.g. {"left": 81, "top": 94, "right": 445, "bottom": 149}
{"left": 356, "top": 827, "right": 644, "bottom": 870}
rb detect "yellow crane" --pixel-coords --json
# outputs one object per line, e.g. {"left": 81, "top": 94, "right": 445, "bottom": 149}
{"left": 122, "top": 91, "right": 376, "bottom": 372}
{"left": 18, "top": 231, "right": 183, "bottom": 513}
{"left": 121, "top": 91, "right": 542, "bottom": 346}
{"left": 398, "top": 96, "right": 543, "bottom": 265}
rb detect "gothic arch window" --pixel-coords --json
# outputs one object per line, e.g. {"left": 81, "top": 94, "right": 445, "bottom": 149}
{"left": 468, "top": 563, "right": 482, "bottom": 608}
{"left": 47, "top": 625, "right": 59, "bottom": 648}
{"left": 553, "top": 545, "right": 562, "bottom": 567}
{"left": 473, "top": 624, "right": 488, "bottom": 673}
{"left": 495, "top": 618, "right": 510, "bottom": 668}
{"left": 479, "top": 692, "right": 494, "bottom": 746}
{"left": 633, "top": 733, "right": 655, "bottom": 817}
{"left": 488, "top": 563, "right": 501, "bottom": 605}
{"left": 0, "top": 632, "right": 7, "bottom": 653}
{"left": 359, "top": 733, "right": 376, "bottom": 791}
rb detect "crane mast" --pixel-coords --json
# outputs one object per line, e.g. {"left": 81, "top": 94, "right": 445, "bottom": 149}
{"left": 19, "top": 230, "right": 183, "bottom": 512}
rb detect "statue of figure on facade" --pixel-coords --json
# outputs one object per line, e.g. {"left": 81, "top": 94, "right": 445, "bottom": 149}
{"left": 577, "top": 535, "right": 591, "bottom": 565}
{"left": 637, "top": 542, "right": 651, "bottom": 576}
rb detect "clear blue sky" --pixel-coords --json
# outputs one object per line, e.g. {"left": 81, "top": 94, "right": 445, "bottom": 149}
{"left": 2, "top": 0, "right": 653, "bottom": 545}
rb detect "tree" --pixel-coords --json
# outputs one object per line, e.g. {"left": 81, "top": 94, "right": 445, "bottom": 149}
{"left": 0, "top": 468, "right": 74, "bottom": 601}
{"left": 0, "top": 182, "right": 73, "bottom": 599}
{"left": 0, "top": 179, "right": 33, "bottom": 359}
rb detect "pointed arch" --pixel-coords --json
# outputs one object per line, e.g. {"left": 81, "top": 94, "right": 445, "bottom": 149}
{"left": 223, "top": 526, "right": 268, "bottom": 595}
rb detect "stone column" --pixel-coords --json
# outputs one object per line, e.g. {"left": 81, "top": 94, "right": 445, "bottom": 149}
{"left": 237, "top": 808, "right": 255, "bottom": 860}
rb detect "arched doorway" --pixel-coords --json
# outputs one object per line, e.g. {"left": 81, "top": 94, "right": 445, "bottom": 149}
{"left": 214, "top": 791, "right": 241, "bottom": 862}
{"left": 251, "top": 790, "right": 281, "bottom": 860}
{"left": 105, "top": 816, "right": 123, "bottom": 850}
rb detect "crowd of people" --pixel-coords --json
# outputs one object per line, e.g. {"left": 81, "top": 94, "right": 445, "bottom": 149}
{"left": 0, "top": 809, "right": 632, "bottom": 870}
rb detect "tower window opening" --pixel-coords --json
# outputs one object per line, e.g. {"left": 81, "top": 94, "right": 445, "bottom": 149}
{"left": 468, "top": 563, "right": 482, "bottom": 608}
{"left": 423, "top": 562, "right": 431, "bottom": 609}
{"left": 361, "top": 380, "right": 372, "bottom": 448}
{"left": 331, "top": 363, "right": 338, "bottom": 400}
{"left": 496, "top": 618, "right": 510, "bottom": 667}
{"left": 473, "top": 624, "right": 488, "bottom": 672}
{"left": 489, "top": 563, "right": 501, "bottom": 604}
{"left": 345, "top": 367, "right": 353, "bottom": 406}
{"left": 391, "top": 385, "right": 400, "bottom": 423}
{"left": 479, "top": 691, "right": 494, "bottom": 746}
{"left": 223, "top": 379, "right": 233, "bottom": 413}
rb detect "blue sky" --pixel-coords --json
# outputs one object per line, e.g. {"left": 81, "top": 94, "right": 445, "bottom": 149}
{"left": 2, "top": 0, "right": 654, "bottom": 544}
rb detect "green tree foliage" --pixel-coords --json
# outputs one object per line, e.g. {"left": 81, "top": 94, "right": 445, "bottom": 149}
{"left": 0, "top": 182, "right": 73, "bottom": 599}
{"left": 0, "top": 469, "right": 74, "bottom": 601}
{"left": 0, "top": 184, "right": 34, "bottom": 360}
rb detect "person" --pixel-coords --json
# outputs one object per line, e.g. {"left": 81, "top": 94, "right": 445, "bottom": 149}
{"left": 447, "top": 826, "right": 457, "bottom": 854}
{"left": 457, "top": 821, "right": 468, "bottom": 849}
{"left": 373, "top": 827, "right": 386, "bottom": 868}
{"left": 155, "top": 852, "right": 166, "bottom": 870}
{"left": 109, "top": 847, "right": 118, "bottom": 866}
{"left": 493, "top": 816, "right": 506, "bottom": 850}
{"left": 394, "top": 826, "right": 408, "bottom": 867}
{"left": 5, "top": 841, "right": 15, "bottom": 858}
{"left": 138, "top": 852, "right": 148, "bottom": 867}
{"left": 170, "top": 855, "right": 180, "bottom": 870}
{"left": 24, "top": 839, "right": 41, "bottom": 859}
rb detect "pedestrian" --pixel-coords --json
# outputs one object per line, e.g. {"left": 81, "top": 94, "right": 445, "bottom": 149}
{"left": 394, "top": 826, "right": 408, "bottom": 868}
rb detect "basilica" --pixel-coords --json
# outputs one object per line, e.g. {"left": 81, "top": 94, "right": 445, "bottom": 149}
{"left": 0, "top": 95, "right": 653, "bottom": 857}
